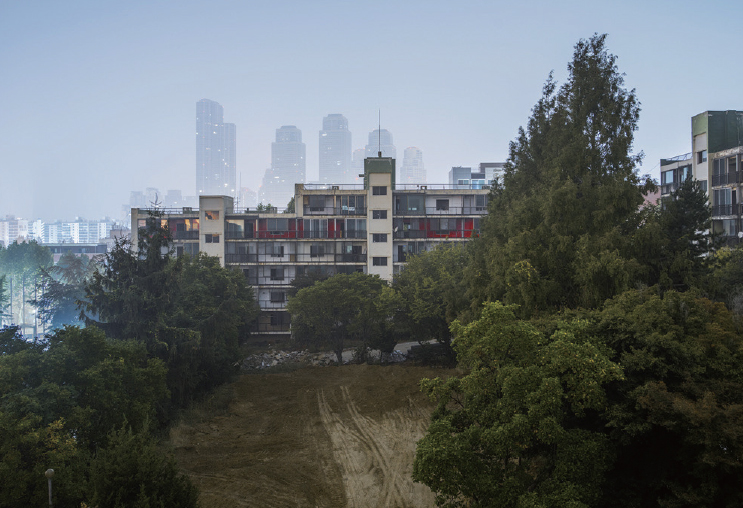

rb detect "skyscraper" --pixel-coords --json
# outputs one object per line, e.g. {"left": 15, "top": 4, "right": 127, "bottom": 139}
{"left": 364, "top": 129, "right": 396, "bottom": 160}
{"left": 400, "top": 147, "right": 426, "bottom": 184}
{"left": 319, "top": 114, "right": 352, "bottom": 185}
{"left": 196, "top": 99, "right": 236, "bottom": 197}
{"left": 259, "top": 126, "right": 306, "bottom": 207}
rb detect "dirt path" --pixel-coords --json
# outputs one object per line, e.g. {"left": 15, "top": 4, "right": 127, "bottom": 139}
{"left": 169, "top": 365, "right": 445, "bottom": 507}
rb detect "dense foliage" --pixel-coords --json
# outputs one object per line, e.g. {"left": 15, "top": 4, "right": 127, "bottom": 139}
{"left": 0, "top": 325, "right": 197, "bottom": 507}
{"left": 468, "top": 34, "right": 653, "bottom": 315}
{"left": 393, "top": 243, "right": 469, "bottom": 349}
{"left": 414, "top": 290, "right": 743, "bottom": 508}
{"left": 287, "top": 272, "right": 397, "bottom": 362}
{"left": 412, "top": 34, "right": 735, "bottom": 508}
{"left": 82, "top": 213, "right": 259, "bottom": 407}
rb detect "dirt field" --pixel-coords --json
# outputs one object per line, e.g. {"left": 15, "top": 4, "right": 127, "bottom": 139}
{"left": 168, "top": 364, "right": 451, "bottom": 508}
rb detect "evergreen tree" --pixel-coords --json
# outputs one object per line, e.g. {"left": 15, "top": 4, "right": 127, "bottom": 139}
{"left": 469, "top": 34, "right": 653, "bottom": 315}
{"left": 33, "top": 250, "right": 96, "bottom": 330}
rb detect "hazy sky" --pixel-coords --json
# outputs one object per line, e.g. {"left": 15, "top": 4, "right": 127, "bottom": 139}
{"left": 1, "top": 0, "right": 741, "bottom": 221}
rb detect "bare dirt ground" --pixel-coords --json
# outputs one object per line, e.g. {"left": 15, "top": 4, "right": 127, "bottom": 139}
{"left": 168, "top": 364, "right": 451, "bottom": 508}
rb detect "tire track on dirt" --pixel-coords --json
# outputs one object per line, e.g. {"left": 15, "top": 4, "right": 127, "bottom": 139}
{"left": 340, "top": 386, "right": 407, "bottom": 507}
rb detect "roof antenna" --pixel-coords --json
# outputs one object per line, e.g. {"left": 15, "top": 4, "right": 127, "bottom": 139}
{"left": 378, "top": 109, "right": 382, "bottom": 158}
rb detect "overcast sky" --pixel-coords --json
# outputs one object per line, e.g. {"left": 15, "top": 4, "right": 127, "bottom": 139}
{"left": 1, "top": 0, "right": 741, "bottom": 221}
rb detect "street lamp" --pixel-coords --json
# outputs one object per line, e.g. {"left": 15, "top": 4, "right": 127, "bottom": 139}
{"left": 45, "top": 469, "right": 54, "bottom": 507}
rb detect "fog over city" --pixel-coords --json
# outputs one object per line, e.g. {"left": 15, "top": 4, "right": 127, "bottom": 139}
{"left": 1, "top": 0, "right": 741, "bottom": 221}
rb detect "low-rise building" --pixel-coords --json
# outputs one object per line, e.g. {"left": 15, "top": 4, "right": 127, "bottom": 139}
{"left": 131, "top": 156, "right": 490, "bottom": 335}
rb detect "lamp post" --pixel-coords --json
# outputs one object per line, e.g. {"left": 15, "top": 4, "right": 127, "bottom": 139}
{"left": 45, "top": 469, "right": 54, "bottom": 507}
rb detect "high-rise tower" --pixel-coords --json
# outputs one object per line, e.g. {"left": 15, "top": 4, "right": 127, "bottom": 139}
{"left": 364, "top": 129, "right": 396, "bottom": 160}
{"left": 196, "top": 99, "right": 236, "bottom": 197}
{"left": 259, "top": 126, "right": 306, "bottom": 207}
{"left": 400, "top": 147, "right": 426, "bottom": 184}
{"left": 319, "top": 114, "right": 352, "bottom": 185}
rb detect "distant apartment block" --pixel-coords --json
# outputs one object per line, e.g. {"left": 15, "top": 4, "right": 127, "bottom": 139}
{"left": 449, "top": 164, "right": 504, "bottom": 189}
{"left": 662, "top": 110, "right": 743, "bottom": 244}
{"left": 132, "top": 156, "right": 490, "bottom": 335}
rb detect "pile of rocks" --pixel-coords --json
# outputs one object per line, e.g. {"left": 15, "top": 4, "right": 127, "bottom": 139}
{"left": 241, "top": 348, "right": 409, "bottom": 370}
{"left": 241, "top": 349, "right": 337, "bottom": 370}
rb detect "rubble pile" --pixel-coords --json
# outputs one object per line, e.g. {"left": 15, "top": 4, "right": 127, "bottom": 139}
{"left": 241, "top": 348, "right": 408, "bottom": 370}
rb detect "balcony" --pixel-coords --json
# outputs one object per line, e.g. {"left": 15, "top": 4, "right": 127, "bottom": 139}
{"left": 174, "top": 230, "right": 199, "bottom": 240}
{"left": 712, "top": 172, "right": 739, "bottom": 187}
{"left": 225, "top": 253, "right": 258, "bottom": 263}
{"left": 712, "top": 205, "right": 734, "bottom": 217}
{"left": 394, "top": 206, "right": 488, "bottom": 216}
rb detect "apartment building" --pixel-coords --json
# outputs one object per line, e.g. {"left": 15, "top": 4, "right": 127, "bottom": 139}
{"left": 131, "top": 156, "right": 490, "bottom": 335}
{"left": 662, "top": 111, "right": 743, "bottom": 244}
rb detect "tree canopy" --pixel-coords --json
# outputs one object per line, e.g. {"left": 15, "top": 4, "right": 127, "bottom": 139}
{"left": 81, "top": 212, "right": 259, "bottom": 407}
{"left": 393, "top": 243, "right": 470, "bottom": 348}
{"left": 414, "top": 289, "right": 743, "bottom": 508}
{"left": 468, "top": 34, "right": 653, "bottom": 315}
{"left": 287, "top": 272, "right": 396, "bottom": 363}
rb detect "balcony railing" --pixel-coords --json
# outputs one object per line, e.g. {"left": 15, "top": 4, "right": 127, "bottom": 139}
{"left": 394, "top": 206, "right": 488, "bottom": 216}
{"left": 712, "top": 172, "right": 739, "bottom": 187}
{"left": 225, "top": 253, "right": 258, "bottom": 263}
{"left": 174, "top": 230, "right": 199, "bottom": 240}
{"left": 713, "top": 205, "right": 734, "bottom": 217}
{"left": 303, "top": 206, "right": 367, "bottom": 216}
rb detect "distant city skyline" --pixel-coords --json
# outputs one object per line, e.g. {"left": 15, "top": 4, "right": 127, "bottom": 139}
{"left": 2, "top": 1, "right": 742, "bottom": 219}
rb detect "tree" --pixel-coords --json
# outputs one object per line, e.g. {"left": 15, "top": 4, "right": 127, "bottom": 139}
{"left": 413, "top": 289, "right": 743, "bottom": 508}
{"left": 629, "top": 177, "right": 714, "bottom": 293}
{"left": 284, "top": 196, "right": 295, "bottom": 213}
{"left": 0, "top": 241, "right": 53, "bottom": 334}
{"left": 88, "top": 424, "right": 199, "bottom": 508}
{"left": 593, "top": 289, "right": 743, "bottom": 507}
{"left": 81, "top": 212, "right": 259, "bottom": 407}
{"left": 711, "top": 245, "right": 743, "bottom": 314}
{"left": 287, "top": 272, "right": 394, "bottom": 363}
{"left": 413, "top": 302, "right": 622, "bottom": 507}
{"left": 0, "top": 325, "right": 169, "bottom": 507}
{"left": 33, "top": 250, "right": 96, "bottom": 330}
{"left": 0, "top": 275, "right": 8, "bottom": 321}
{"left": 393, "top": 243, "right": 470, "bottom": 348}
{"left": 468, "top": 34, "right": 653, "bottom": 316}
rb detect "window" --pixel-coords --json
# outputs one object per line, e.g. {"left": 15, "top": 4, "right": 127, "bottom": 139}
{"left": 372, "top": 186, "right": 387, "bottom": 195}
{"left": 697, "top": 150, "right": 707, "bottom": 163}
{"left": 205, "top": 234, "right": 220, "bottom": 243}
{"left": 475, "top": 195, "right": 487, "bottom": 210}
{"left": 270, "top": 268, "right": 284, "bottom": 281}
{"left": 372, "top": 209, "right": 387, "bottom": 219}
{"left": 268, "top": 244, "right": 284, "bottom": 257}
{"left": 270, "top": 291, "right": 285, "bottom": 303}
{"left": 372, "top": 257, "right": 388, "bottom": 266}
{"left": 372, "top": 233, "right": 387, "bottom": 243}
{"left": 436, "top": 199, "right": 449, "bottom": 211}
{"left": 205, "top": 210, "right": 220, "bottom": 220}
{"left": 309, "top": 195, "right": 325, "bottom": 211}
{"left": 310, "top": 244, "right": 325, "bottom": 257}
